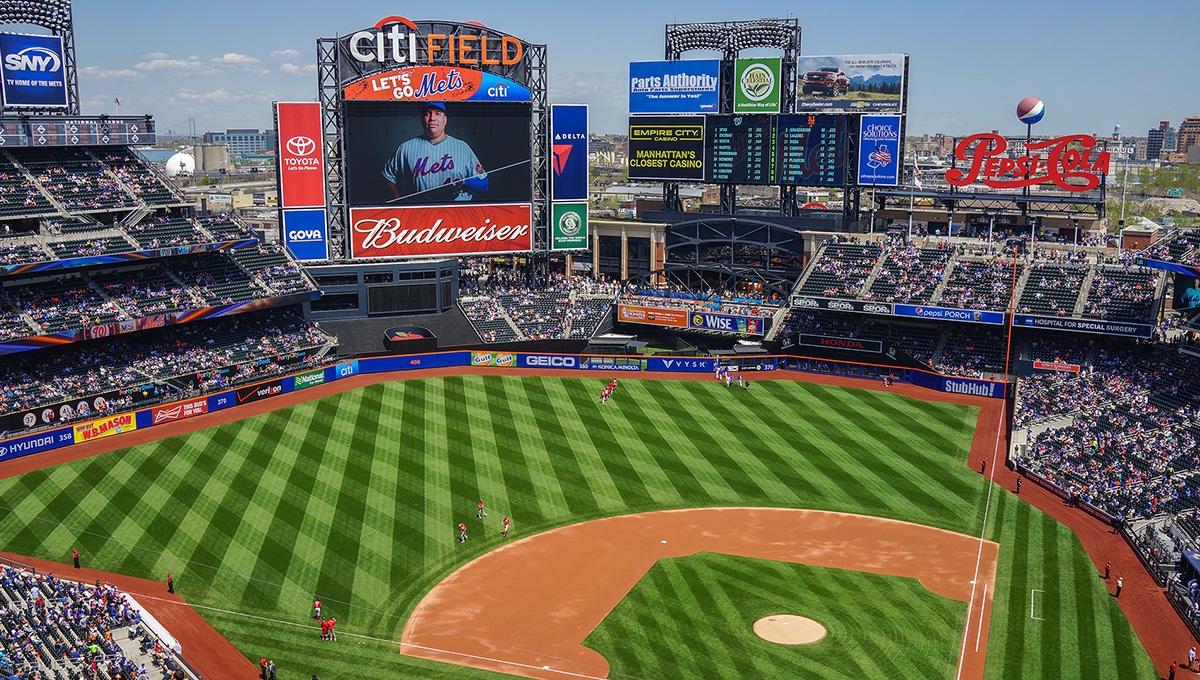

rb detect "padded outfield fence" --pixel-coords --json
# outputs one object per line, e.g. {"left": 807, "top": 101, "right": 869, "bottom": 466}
{"left": 0, "top": 350, "right": 1006, "bottom": 465}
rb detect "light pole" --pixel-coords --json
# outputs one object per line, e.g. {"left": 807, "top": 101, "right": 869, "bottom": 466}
{"left": 987, "top": 210, "right": 995, "bottom": 247}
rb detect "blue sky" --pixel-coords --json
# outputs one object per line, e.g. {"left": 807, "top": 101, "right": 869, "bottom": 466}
{"left": 37, "top": 0, "right": 1200, "bottom": 137}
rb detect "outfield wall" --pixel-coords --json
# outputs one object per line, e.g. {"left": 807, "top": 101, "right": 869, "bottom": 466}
{"left": 0, "top": 351, "right": 1005, "bottom": 463}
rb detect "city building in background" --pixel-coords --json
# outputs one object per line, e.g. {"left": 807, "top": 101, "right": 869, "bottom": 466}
{"left": 202, "top": 128, "right": 276, "bottom": 156}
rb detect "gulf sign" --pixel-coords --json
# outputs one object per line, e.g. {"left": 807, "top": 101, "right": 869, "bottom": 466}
{"left": 947, "top": 134, "right": 1110, "bottom": 192}
{"left": 689, "top": 312, "right": 766, "bottom": 336}
{"left": 344, "top": 67, "right": 530, "bottom": 102}
{"left": 0, "top": 32, "right": 68, "bottom": 108}
{"left": 276, "top": 102, "right": 326, "bottom": 209}
{"left": 616, "top": 304, "right": 687, "bottom": 328}
{"left": 346, "top": 17, "right": 525, "bottom": 68}
{"left": 471, "top": 351, "right": 515, "bottom": 367}
{"left": 350, "top": 204, "right": 532, "bottom": 258}
{"left": 282, "top": 209, "right": 329, "bottom": 261}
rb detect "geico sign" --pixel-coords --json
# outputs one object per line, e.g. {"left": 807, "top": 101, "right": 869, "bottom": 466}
{"left": 347, "top": 16, "right": 524, "bottom": 67}
{"left": 5, "top": 47, "right": 62, "bottom": 72}
{"left": 525, "top": 355, "right": 577, "bottom": 368}
{"left": 946, "top": 133, "right": 1110, "bottom": 192}
{"left": 288, "top": 229, "right": 324, "bottom": 241}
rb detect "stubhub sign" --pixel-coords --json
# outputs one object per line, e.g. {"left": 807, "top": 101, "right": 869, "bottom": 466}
{"left": 282, "top": 209, "right": 329, "bottom": 261}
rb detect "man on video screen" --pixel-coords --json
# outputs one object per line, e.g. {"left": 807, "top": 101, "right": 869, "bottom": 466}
{"left": 381, "top": 102, "right": 488, "bottom": 203}
{"left": 1182, "top": 277, "right": 1200, "bottom": 309}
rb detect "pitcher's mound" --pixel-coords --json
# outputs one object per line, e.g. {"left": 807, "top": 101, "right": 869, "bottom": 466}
{"left": 753, "top": 615, "right": 827, "bottom": 645}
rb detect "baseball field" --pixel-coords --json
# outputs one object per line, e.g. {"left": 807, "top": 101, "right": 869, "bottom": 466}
{"left": 0, "top": 373, "right": 1156, "bottom": 679}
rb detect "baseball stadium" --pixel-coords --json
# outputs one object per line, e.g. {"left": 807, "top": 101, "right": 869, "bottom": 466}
{"left": 0, "top": 5, "right": 1195, "bottom": 680}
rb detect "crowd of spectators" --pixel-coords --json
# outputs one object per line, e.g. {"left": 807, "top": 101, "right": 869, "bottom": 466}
{"left": 938, "top": 259, "right": 1024, "bottom": 311}
{"left": 795, "top": 241, "right": 881, "bottom": 299}
{"left": 0, "top": 565, "right": 166, "bottom": 680}
{"left": 1081, "top": 266, "right": 1159, "bottom": 322}
{"left": 0, "top": 310, "right": 334, "bottom": 421}
{"left": 863, "top": 238, "right": 951, "bottom": 304}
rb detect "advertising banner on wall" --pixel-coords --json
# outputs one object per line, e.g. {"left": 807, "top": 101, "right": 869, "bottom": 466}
{"left": 687, "top": 311, "right": 766, "bottom": 335}
{"left": 343, "top": 67, "right": 531, "bottom": 102}
{"left": 798, "top": 334, "right": 882, "bottom": 353}
{"left": 73, "top": 413, "right": 137, "bottom": 443}
{"left": 551, "top": 202, "right": 588, "bottom": 250}
{"left": 291, "top": 369, "right": 327, "bottom": 390}
{"left": 893, "top": 304, "right": 1005, "bottom": 325}
{"left": 149, "top": 398, "right": 209, "bottom": 425}
{"left": 627, "top": 115, "right": 705, "bottom": 181}
{"left": 1012, "top": 314, "right": 1152, "bottom": 337}
{"left": 471, "top": 351, "right": 515, "bottom": 367}
{"left": 789, "top": 296, "right": 894, "bottom": 315}
{"left": 0, "top": 428, "right": 73, "bottom": 461}
{"left": 856, "top": 115, "right": 902, "bottom": 186}
{"left": 0, "top": 32, "right": 68, "bottom": 108}
{"left": 616, "top": 304, "right": 688, "bottom": 328}
{"left": 12, "top": 393, "right": 119, "bottom": 433}
{"left": 276, "top": 102, "right": 326, "bottom": 209}
{"left": 235, "top": 380, "right": 283, "bottom": 405}
{"left": 734, "top": 58, "right": 782, "bottom": 113}
{"left": 647, "top": 357, "right": 715, "bottom": 372}
{"left": 796, "top": 54, "right": 906, "bottom": 113}
{"left": 282, "top": 209, "right": 329, "bottom": 261}
{"left": 551, "top": 104, "right": 588, "bottom": 201}
{"left": 629, "top": 60, "right": 719, "bottom": 114}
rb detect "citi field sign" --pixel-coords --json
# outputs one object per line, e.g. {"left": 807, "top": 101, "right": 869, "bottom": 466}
{"left": 946, "top": 133, "right": 1110, "bottom": 191}
{"left": 344, "top": 17, "right": 526, "bottom": 69}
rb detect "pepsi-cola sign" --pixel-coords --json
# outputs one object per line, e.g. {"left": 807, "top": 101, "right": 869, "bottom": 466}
{"left": 946, "top": 133, "right": 1109, "bottom": 191}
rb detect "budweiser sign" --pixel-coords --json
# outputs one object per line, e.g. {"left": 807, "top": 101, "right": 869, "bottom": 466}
{"left": 350, "top": 204, "right": 532, "bottom": 258}
{"left": 946, "top": 133, "right": 1110, "bottom": 191}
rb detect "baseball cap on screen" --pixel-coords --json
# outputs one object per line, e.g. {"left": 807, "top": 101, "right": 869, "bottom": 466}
{"left": 423, "top": 102, "right": 446, "bottom": 113}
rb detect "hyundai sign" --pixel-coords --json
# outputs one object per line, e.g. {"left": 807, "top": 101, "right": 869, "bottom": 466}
{"left": 0, "top": 33, "right": 68, "bottom": 108}
{"left": 282, "top": 208, "right": 329, "bottom": 261}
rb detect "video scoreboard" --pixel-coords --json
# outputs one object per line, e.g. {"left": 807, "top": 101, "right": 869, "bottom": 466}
{"left": 0, "top": 116, "right": 156, "bottom": 148}
{"left": 631, "top": 112, "right": 849, "bottom": 187}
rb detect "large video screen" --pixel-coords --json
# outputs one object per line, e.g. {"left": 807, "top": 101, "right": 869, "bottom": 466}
{"left": 1175, "top": 273, "right": 1200, "bottom": 315}
{"left": 796, "top": 54, "right": 906, "bottom": 114}
{"left": 345, "top": 100, "right": 531, "bottom": 207}
{"left": 344, "top": 100, "right": 533, "bottom": 259}
{"left": 627, "top": 115, "right": 705, "bottom": 181}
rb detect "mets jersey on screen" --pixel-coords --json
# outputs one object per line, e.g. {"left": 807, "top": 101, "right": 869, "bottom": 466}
{"left": 382, "top": 135, "right": 485, "bottom": 202}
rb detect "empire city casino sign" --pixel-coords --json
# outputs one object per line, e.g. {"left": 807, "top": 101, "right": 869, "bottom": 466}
{"left": 945, "top": 133, "right": 1110, "bottom": 192}
{"left": 345, "top": 16, "right": 525, "bottom": 68}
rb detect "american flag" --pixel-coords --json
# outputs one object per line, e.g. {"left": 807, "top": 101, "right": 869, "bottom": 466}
{"left": 869, "top": 145, "right": 892, "bottom": 166}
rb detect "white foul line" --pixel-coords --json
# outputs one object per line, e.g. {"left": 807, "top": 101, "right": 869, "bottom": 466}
{"left": 975, "top": 583, "right": 988, "bottom": 652}
{"left": 954, "top": 405, "right": 1005, "bottom": 680}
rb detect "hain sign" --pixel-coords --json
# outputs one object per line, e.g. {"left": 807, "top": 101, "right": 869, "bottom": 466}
{"left": 946, "top": 133, "right": 1110, "bottom": 191}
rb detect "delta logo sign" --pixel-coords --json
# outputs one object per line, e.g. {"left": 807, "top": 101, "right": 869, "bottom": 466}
{"left": 551, "top": 104, "right": 587, "bottom": 201}
{"left": 946, "top": 133, "right": 1110, "bottom": 191}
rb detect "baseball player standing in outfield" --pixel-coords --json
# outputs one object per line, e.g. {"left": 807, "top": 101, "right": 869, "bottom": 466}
{"left": 382, "top": 102, "right": 487, "bottom": 203}
{"left": 459, "top": 522, "right": 468, "bottom": 543}
{"left": 502, "top": 516, "right": 511, "bottom": 537}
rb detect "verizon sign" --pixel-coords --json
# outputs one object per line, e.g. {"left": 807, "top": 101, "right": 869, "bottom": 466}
{"left": 350, "top": 204, "right": 532, "bottom": 258}
{"left": 276, "top": 102, "right": 326, "bottom": 208}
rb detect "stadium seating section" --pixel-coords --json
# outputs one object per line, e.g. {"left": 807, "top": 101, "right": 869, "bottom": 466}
{"left": 796, "top": 242, "right": 881, "bottom": 299}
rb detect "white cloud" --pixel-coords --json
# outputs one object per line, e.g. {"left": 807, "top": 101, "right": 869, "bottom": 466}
{"left": 170, "top": 88, "right": 266, "bottom": 104}
{"left": 280, "top": 63, "right": 316, "bottom": 76}
{"left": 142, "top": 52, "right": 169, "bottom": 59}
{"left": 270, "top": 49, "right": 301, "bottom": 61}
{"left": 135, "top": 55, "right": 220, "bottom": 76}
{"left": 211, "top": 53, "right": 260, "bottom": 65}
{"left": 80, "top": 66, "right": 144, "bottom": 80}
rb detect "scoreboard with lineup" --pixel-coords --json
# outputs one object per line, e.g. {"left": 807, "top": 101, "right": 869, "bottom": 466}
{"left": 0, "top": 116, "right": 155, "bottom": 147}
{"left": 777, "top": 114, "right": 846, "bottom": 187}
{"left": 705, "top": 114, "right": 776, "bottom": 184}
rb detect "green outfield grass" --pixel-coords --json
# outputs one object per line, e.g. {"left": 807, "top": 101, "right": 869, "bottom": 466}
{"left": 0, "top": 376, "right": 1156, "bottom": 679}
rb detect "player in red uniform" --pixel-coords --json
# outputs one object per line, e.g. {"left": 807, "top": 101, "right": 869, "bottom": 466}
{"left": 458, "top": 522, "right": 468, "bottom": 543}
{"left": 502, "top": 516, "right": 511, "bottom": 537}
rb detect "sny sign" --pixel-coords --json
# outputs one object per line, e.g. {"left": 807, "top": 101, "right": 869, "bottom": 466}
{"left": 946, "top": 133, "right": 1109, "bottom": 192}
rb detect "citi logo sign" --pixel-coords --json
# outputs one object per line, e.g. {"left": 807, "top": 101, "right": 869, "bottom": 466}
{"left": 5, "top": 47, "right": 62, "bottom": 72}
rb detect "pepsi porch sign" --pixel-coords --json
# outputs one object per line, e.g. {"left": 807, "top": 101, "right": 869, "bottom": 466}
{"left": 0, "top": 32, "right": 68, "bottom": 108}
{"left": 856, "top": 115, "right": 901, "bottom": 186}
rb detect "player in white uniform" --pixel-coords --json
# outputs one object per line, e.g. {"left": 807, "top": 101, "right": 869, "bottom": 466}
{"left": 382, "top": 102, "right": 488, "bottom": 202}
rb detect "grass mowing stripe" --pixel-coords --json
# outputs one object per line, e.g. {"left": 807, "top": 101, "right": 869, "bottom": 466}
{"left": 460, "top": 377, "right": 512, "bottom": 527}
{"left": 613, "top": 383, "right": 713, "bottom": 503}
{"left": 553, "top": 378, "right": 631, "bottom": 512}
